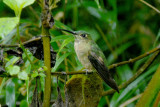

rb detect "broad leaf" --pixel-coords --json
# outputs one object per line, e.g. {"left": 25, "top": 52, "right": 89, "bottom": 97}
{"left": 5, "top": 56, "right": 20, "bottom": 67}
{"left": 31, "top": 71, "right": 39, "bottom": 78}
{"left": 39, "top": 73, "right": 46, "bottom": 77}
{"left": 7, "top": 65, "right": 20, "bottom": 75}
{"left": 18, "top": 71, "right": 29, "bottom": 80}
{"left": 6, "top": 79, "right": 15, "bottom": 107}
{"left": 20, "top": 100, "right": 28, "bottom": 107}
{"left": 3, "top": 0, "right": 35, "bottom": 16}
{"left": 0, "top": 17, "right": 19, "bottom": 38}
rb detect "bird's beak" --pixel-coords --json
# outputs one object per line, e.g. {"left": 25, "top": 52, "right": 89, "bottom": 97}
{"left": 57, "top": 28, "right": 77, "bottom": 35}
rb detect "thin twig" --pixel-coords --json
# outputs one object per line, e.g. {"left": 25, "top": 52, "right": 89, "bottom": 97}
{"left": 102, "top": 50, "right": 160, "bottom": 96}
{"left": 109, "top": 45, "right": 160, "bottom": 69}
{"left": 0, "top": 71, "right": 93, "bottom": 77}
{"left": 139, "top": 0, "right": 160, "bottom": 14}
{"left": 0, "top": 37, "right": 41, "bottom": 48}
{"left": 51, "top": 70, "right": 93, "bottom": 76}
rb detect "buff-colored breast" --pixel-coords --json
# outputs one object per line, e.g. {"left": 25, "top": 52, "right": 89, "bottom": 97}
{"left": 74, "top": 40, "right": 93, "bottom": 71}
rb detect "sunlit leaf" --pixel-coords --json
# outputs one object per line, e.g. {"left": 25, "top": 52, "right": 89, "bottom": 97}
{"left": 3, "top": 0, "right": 35, "bottom": 16}
{"left": 7, "top": 65, "right": 20, "bottom": 75}
{"left": 31, "top": 71, "right": 39, "bottom": 78}
{"left": 5, "top": 56, "right": 20, "bottom": 68}
{"left": 6, "top": 79, "right": 15, "bottom": 107}
{"left": 95, "top": 0, "right": 101, "bottom": 8}
{"left": 39, "top": 73, "right": 46, "bottom": 77}
{"left": 18, "top": 71, "right": 29, "bottom": 80}
{"left": 0, "top": 17, "right": 19, "bottom": 38}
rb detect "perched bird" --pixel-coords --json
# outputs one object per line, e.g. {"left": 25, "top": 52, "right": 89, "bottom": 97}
{"left": 59, "top": 29, "right": 119, "bottom": 93}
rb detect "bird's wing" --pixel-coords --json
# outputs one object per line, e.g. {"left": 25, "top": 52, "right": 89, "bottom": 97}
{"left": 88, "top": 42, "right": 119, "bottom": 92}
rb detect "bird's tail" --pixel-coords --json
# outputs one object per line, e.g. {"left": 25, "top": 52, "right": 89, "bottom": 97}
{"left": 88, "top": 53, "right": 119, "bottom": 93}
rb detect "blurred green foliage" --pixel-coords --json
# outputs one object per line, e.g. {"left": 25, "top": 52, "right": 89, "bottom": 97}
{"left": 0, "top": 0, "right": 160, "bottom": 106}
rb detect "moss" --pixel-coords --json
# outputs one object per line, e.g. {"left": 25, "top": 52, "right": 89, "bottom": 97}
{"left": 65, "top": 72, "right": 103, "bottom": 107}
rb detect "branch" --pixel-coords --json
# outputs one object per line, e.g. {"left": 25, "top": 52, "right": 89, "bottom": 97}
{"left": 41, "top": 0, "right": 53, "bottom": 106}
{"left": 51, "top": 70, "right": 93, "bottom": 75}
{"left": 1, "top": 45, "right": 160, "bottom": 76}
{"left": 102, "top": 50, "right": 160, "bottom": 96}
{"left": 2, "top": 43, "right": 159, "bottom": 71}
{"left": 108, "top": 45, "right": 160, "bottom": 69}
{"left": 0, "top": 37, "right": 41, "bottom": 48}
{"left": 51, "top": 45, "right": 160, "bottom": 76}
{"left": 1, "top": 45, "right": 160, "bottom": 77}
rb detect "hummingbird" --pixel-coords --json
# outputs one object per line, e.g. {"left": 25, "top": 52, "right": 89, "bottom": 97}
{"left": 59, "top": 28, "right": 119, "bottom": 93}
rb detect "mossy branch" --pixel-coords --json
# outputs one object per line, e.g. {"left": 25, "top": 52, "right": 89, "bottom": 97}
{"left": 41, "top": 0, "right": 52, "bottom": 106}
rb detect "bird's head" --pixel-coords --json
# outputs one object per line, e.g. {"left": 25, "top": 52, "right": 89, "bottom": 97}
{"left": 58, "top": 28, "right": 92, "bottom": 42}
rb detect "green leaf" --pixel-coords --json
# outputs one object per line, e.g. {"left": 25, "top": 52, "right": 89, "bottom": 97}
{"left": 6, "top": 79, "right": 15, "bottom": 107}
{"left": 136, "top": 65, "right": 160, "bottom": 106}
{"left": 0, "top": 78, "right": 6, "bottom": 93}
{"left": 54, "top": 20, "right": 72, "bottom": 30}
{"left": 3, "top": 0, "right": 35, "bottom": 16}
{"left": 111, "top": 65, "right": 158, "bottom": 107}
{"left": 26, "top": 80, "right": 29, "bottom": 105}
{"left": 18, "top": 71, "right": 29, "bottom": 80}
{"left": 5, "top": 56, "right": 20, "bottom": 67}
{"left": 52, "top": 52, "right": 72, "bottom": 72}
{"left": 50, "top": 35, "right": 72, "bottom": 43}
{"left": 7, "top": 65, "right": 20, "bottom": 75}
{"left": 107, "top": 41, "right": 134, "bottom": 64}
{"left": 39, "top": 73, "right": 46, "bottom": 77}
{"left": 95, "top": 0, "right": 101, "bottom": 8}
{"left": 154, "top": 29, "right": 160, "bottom": 47}
{"left": 57, "top": 36, "right": 74, "bottom": 56}
{"left": 20, "top": 100, "right": 28, "bottom": 107}
{"left": 0, "top": 17, "right": 19, "bottom": 38}
{"left": 31, "top": 71, "right": 39, "bottom": 78}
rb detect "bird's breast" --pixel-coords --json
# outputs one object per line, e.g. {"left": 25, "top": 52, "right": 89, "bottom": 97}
{"left": 74, "top": 41, "right": 93, "bottom": 70}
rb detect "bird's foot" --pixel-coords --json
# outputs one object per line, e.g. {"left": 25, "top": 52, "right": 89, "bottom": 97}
{"left": 82, "top": 69, "right": 90, "bottom": 75}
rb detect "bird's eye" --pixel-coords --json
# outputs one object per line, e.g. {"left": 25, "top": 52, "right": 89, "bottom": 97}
{"left": 80, "top": 34, "right": 86, "bottom": 38}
